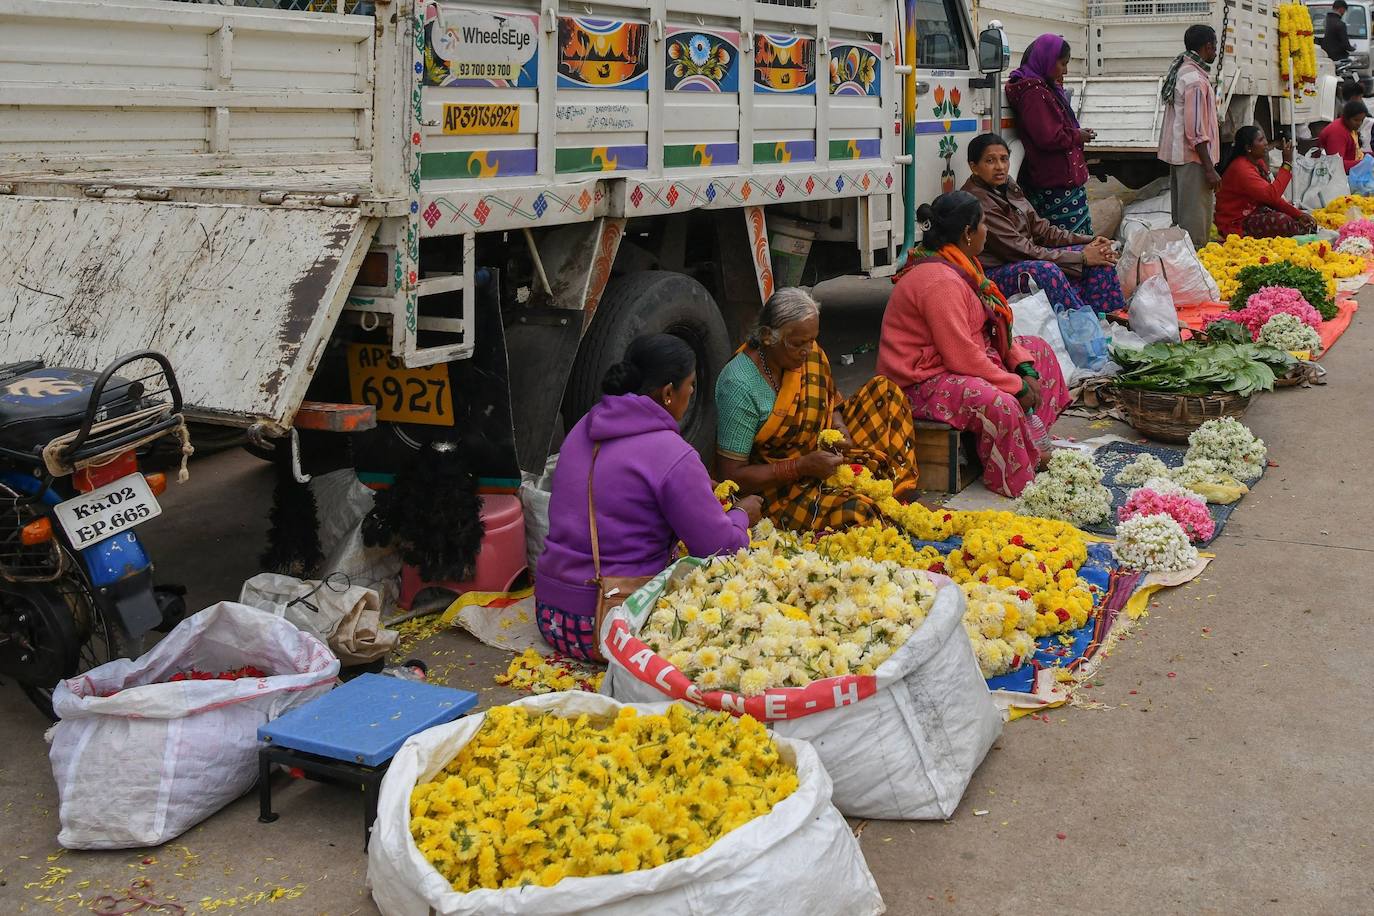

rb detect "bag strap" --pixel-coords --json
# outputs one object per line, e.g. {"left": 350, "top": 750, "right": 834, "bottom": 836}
{"left": 587, "top": 443, "right": 603, "bottom": 585}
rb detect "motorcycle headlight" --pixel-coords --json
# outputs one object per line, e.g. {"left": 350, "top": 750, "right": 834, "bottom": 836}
{"left": 1353, "top": 52, "right": 1371, "bottom": 70}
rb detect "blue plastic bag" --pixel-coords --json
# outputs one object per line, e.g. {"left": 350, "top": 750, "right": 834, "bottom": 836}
{"left": 1057, "top": 308, "right": 1110, "bottom": 371}
{"left": 1350, "top": 155, "right": 1374, "bottom": 195}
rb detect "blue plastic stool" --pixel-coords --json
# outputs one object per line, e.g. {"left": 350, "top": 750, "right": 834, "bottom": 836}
{"left": 256, "top": 673, "right": 478, "bottom": 848}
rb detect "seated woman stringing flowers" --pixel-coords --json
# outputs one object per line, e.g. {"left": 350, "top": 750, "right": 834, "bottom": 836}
{"left": 877, "top": 190, "right": 1071, "bottom": 498}
{"left": 1213, "top": 126, "right": 1319, "bottom": 239}
{"left": 535, "top": 333, "right": 762, "bottom": 662}
{"left": 714, "top": 287, "right": 920, "bottom": 531}
{"left": 962, "top": 133, "right": 1125, "bottom": 315}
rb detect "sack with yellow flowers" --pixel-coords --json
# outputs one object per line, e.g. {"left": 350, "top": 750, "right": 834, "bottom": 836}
{"left": 368, "top": 692, "right": 885, "bottom": 916}
{"left": 600, "top": 558, "right": 1002, "bottom": 820}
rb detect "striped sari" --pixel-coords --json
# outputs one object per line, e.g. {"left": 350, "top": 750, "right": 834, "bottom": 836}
{"left": 746, "top": 343, "right": 920, "bottom": 532}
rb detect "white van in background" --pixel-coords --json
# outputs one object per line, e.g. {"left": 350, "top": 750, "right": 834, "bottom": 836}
{"left": 1310, "top": 0, "right": 1374, "bottom": 92}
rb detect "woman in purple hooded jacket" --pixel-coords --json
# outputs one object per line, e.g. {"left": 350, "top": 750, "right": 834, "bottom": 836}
{"left": 1006, "top": 34, "right": 1096, "bottom": 234}
{"left": 535, "top": 334, "right": 762, "bottom": 661}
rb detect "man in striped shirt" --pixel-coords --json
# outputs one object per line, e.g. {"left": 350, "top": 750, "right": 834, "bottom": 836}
{"left": 1158, "top": 25, "right": 1221, "bottom": 248}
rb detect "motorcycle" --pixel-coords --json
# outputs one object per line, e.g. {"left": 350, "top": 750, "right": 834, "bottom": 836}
{"left": 0, "top": 352, "right": 189, "bottom": 719}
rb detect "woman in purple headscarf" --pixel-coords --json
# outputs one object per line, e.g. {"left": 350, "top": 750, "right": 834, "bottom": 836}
{"left": 1006, "top": 35, "right": 1096, "bottom": 233}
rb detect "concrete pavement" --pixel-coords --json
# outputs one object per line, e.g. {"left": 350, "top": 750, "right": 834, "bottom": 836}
{"left": 1, "top": 278, "right": 1370, "bottom": 914}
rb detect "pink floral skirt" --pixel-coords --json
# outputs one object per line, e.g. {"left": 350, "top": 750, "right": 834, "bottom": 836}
{"left": 904, "top": 336, "right": 1071, "bottom": 498}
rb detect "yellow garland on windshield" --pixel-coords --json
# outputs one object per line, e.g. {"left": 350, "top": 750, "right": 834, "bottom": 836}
{"left": 1278, "top": 3, "right": 1318, "bottom": 97}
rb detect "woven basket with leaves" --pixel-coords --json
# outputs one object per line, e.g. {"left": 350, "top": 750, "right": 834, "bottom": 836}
{"left": 1108, "top": 388, "right": 1251, "bottom": 443}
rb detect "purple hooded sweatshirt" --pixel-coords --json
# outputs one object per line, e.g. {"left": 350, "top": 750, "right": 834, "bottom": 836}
{"left": 535, "top": 393, "right": 750, "bottom": 616}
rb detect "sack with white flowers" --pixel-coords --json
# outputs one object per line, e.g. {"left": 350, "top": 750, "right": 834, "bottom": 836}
{"left": 49, "top": 602, "right": 339, "bottom": 849}
{"left": 600, "top": 559, "right": 1003, "bottom": 820}
{"left": 367, "top": 692, "right": 885, "bottom": 916}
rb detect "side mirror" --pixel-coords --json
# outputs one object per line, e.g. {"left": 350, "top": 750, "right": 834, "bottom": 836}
{"left": 978, "top": 26, "right": 1009, "bottom": 75}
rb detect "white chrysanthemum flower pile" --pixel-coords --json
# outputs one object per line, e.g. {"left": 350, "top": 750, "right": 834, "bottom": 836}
{"left": 1015, "top": 450, "right": 1112, "bottom": 527}
{"left": 641, "top": 545, "right": 939, "bottom": 695}
{"left": 1185, "top": 418, "right": 1266, "bottom": 479}
{"left": 1112, "top": 514, "right": 1199, "bottom": 573}
{"left": 1116, "top": 453, "right": 1171, "bottom": 487}
{"left": 1257, "top": 313, "right": 1322, "bottom": 353}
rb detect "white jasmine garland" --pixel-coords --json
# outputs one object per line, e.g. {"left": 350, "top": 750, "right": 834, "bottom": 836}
{"left": 1185, "top": 418, "right": 1267, "bottom": 479}
{"left": 1337, "top": 236, "right": 1372, "bottom": 257}
{"left": 1014, "top": 450, "right": 1112, "bottom": 527}
{"left": 1112, "top": 514, "right": 1199, "bottom": 572}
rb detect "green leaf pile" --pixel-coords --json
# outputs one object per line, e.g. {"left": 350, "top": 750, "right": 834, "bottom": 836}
{"left": 1228, "top": 261, "right": 1336, "bottom": 320}
{"left": 1110, "top": 340, "right": 1297, "bottom": 397}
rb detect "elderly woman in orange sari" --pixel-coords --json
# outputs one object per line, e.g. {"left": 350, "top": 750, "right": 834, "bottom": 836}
{"left": 714, "top": 287, "right": 920, "bottom": 531}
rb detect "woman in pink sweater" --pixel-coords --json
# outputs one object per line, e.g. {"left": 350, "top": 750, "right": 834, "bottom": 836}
{"left": 877, "top": 191, "right": 1070, "bottom": 497}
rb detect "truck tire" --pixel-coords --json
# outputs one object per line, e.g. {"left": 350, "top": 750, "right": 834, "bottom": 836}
{"left": 563, "top": 271, "right": 731, "bottom": 462}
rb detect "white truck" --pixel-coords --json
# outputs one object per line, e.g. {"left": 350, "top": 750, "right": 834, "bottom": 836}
{"left": 2, "top": 0, "right": 966, "bottom": 487}
{"left": 919, "top": 0, "right": 1336, "bottom": 194}
{"left": 0, "top": 0, "right": 1326, "bottom": 490}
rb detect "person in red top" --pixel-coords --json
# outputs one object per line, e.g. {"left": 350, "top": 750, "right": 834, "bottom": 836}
{"left": 878, "top": 191, "right": 1071, "bottom": 498}
{"left": 1318, "top": 99, "right": 1370, "bottom": 172}
{"left": 1214, "top": 126, "right": 1318, "bottom": 238}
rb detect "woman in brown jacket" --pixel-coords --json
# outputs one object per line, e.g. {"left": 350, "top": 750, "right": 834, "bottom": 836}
{"left": 962, "top": 134, "right": 1126, "bottom": 314}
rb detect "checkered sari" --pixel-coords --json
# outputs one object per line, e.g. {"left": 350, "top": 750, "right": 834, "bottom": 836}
{"left": 748, "top": 344, "right": 920, "bottom": 532}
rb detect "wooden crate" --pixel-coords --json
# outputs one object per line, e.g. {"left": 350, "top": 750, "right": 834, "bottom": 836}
{"left": 913, "top": 420, "right": 981, "bottom": 494}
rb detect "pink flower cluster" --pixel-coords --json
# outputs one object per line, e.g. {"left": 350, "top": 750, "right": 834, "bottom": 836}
{"left": 1336, "top": 219, "right": 1374, "bottom": 245}
{"left": 1210, "top": 286, "right": 1323, "bottom": 340}
{"left": 1117, "top": 488, "right": 1215, "bottom": 543}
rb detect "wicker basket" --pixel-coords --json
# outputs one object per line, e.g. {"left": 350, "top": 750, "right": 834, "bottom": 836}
{"left": 1108, "top": 388, "right": 1251, "bottom": 443}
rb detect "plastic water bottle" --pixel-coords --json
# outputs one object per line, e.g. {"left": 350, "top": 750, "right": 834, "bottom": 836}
{"left": 1026, "top": 411, "right": 1053, "bottom": 454}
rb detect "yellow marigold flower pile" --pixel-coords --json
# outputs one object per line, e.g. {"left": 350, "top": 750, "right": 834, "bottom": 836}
{"left": 1197, "top": 235, "right": 1361, "bottom": 301}
{"left": 1313, "top": 194, "right": 1374, "bottom": 229}
{"left": 821, "top": 467, "right": 1095, "bottom": 636}
{"left": 494, "top": 648, "right": 604, "bottom": 694}
{"left": 409, "top": 704, "right": 797, "bottom": 891}
{"left": 962, "top": 582, "right": 1037, "bottom": 677}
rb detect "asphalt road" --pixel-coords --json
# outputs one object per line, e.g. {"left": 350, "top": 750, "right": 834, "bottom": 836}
{"left": 1, "top": 277, "right": 1370, "bottom": 914}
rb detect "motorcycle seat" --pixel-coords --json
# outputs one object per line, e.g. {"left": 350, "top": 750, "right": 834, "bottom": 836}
{"left": 0, "top": 366, "right": 140, "bottom": 461}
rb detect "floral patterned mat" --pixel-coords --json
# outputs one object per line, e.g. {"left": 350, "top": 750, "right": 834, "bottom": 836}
{"left": 1083, "top": 441, "right": 1263, "bottom": 546}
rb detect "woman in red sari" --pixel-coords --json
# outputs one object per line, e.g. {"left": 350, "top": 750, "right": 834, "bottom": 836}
{"left": 878, "top": 191, "right": 1070, "bottom": 498}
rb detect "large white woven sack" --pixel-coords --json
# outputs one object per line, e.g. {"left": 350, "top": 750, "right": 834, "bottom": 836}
{"left": 49, "top": 602, "right": 338, "bottom": 849}
{"left": 368, "top": 691, "right": 884, "bottom": 916}
{"left": 601, "top": 562, "right": 1003, "bottom": 820}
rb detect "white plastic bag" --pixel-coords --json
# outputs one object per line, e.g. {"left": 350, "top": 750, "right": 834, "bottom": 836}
{"left": 1128, "top": 276, "right": 1181, "bottom": 343}
{"left": 1293, "top": 151, "right": 1351, "bottom": 209}
{"left": 519, "top": 453, "right": 557, "bottom": 577}
{"left": 367, "top": 692, "right": 885, "bottom": 916}
{"left": 1118, "top": 226, "right": 1219, "bottom": 305}
{"left": 1011, "top": 289, "right": 1077, "bottom": 385}
{"left": 601, "top": 564, "right": 1003, "bottom": 820}
{"left": 49, "top": 602, "right": 338, "bottom": 849}
{"left": 1117, "top": 188, "right": 1172, "bottom": 242}
{"left": 239, "top": 573, "right": 399, "bottom": 665}
{"left": 311, "top": 469, "right": 402, "bottom": 609}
